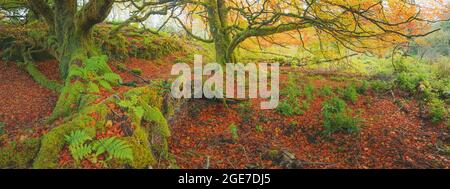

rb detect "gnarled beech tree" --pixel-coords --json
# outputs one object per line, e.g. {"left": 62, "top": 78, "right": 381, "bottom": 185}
{"left": 0, "top": 0, "right": 177, "bottom": 168}
{"left": 28, "top": 0, "right": 113, "bottom": 78}
{"left": 23, "top": 0, "right": 115, "bottom": 121}
{"left": 22, "top": 0, "right": 177, "bottom": 121}
{"left": 176, "top": 0, "right": 443, "bottom": 64}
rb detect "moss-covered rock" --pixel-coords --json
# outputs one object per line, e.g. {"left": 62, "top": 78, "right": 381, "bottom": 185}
{"left": 33, "top": 104, "right": 109, "bottom": 169}
{"left": 0, "top": 138, "right": 41, "bottom": 168}
{"left": 125, "top": 126, "right": 157, "bottom": 168}
{"left": 94, "top": 25, "right": 185, "bottom": 61}
{"left": 33, "top": 85, "right": 176, "bottom": 169}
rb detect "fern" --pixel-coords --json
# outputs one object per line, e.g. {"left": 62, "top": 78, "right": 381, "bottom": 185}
{"left": 66, "top": 56, "right": 122, "bottom": 94}
{"left": 133, "top": 106, "right": 145, "bottom": 120}
{"left": 68, "top": 65, "right": 87, "bottom": 80}
{"left": 64, "top": 130, "right": 92, "bottom": 146}
{"left": 64, "top": 130, "right": 133, "bottom": 164}
{"left": 87, "top": 82, "right": 100, "bottom": 93}
{"left": 69, "top": 144, "right": 93, "bottom": 161}
{"left": 102, "top": 73, "right": 122, "bottom": 85}
{"left": 98, "top": 80, "right": 112, "bottom": 91}
{"left": 91, "top": 137, "right": 133, "bottom": 162}
{"left": 84, "top": 55, "right": 109, "bottom": 73}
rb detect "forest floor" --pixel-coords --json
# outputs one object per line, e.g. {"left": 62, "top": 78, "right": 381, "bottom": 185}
{"left": 0, "top": 56, "right": 448, "bottom": 169}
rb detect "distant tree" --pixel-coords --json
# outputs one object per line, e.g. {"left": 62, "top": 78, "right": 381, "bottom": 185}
{"left": 175, "top": 0, "right": 445, "bottom": 64}
{"left": 408, "top": 21, "right": 450, "bottom": 59}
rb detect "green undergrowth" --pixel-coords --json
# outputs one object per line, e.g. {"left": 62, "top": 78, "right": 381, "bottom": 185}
{"left": 321, "top": 96, "right": 363, "bottom": 136}
{"left": 33, "top": 86, "right": 173, "bottom": 169}
{"left": 370, "top": 57, "right": 449, "bottom": 125}
{"left": 277, "top": 74, "right": 315, "bottom": 116}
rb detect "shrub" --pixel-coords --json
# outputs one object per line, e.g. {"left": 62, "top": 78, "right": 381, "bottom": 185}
{"left": 323, "top": 96, "right": 347, "bottom": 114}
{"left": 281, "top": 74, "right": 301, "bottom": 97}
{"left": 304, "top": 83, "right": 315, "bottom": 101}
{"left": 432, "top": 58, "right": 450, "bottom": 79}
{"left": 321, "top": 97, "right": 362, "bottom": 136}
{"left": 131, "top": 68, "right": 142, "bottom": 75}
{"left": 370, "top": 80, "right": 392, "bottom": 93}
{"left": 277, "top": 100, "right": 303, "bottom": 116}
{"left": 319, "top": 86, "right": 334, "bottom": 97}
{"left": 393, "top": 59, "right": 410, "bottom": 73}
{"left": 395, "top": 72, "right": 419, "bottom": 93}
{"left": 428, "top": 98, "right": 448, "bottom": 124}
{"left": 277, "top": 74, "right": 303, "bottom": 116}
{"left": 342, "top": 84, "right": 358, "bottom": 103}
{"left": 356, "top": 81, "right": 369, "bottom": 94}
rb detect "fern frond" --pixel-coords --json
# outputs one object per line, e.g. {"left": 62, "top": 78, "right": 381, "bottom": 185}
{"left": 67, "top": 66, "right": 87, "bottom": 80}
{"left": 98, "top": 80, "right": 113, "bottom": 91}
{"left": 91, "top": 137, "right": 133, "bottom": 162}
{"left": 69, "top": 144, "right": 93, "bottom": 162}
{"left": 101, "top": 73, "right": 122, "bottom": 85}
{"left": 87, "top": 82, "right": 100, "bottom": 93}
{"left": 64, "top": 130, "right": 92, "bottom": 146}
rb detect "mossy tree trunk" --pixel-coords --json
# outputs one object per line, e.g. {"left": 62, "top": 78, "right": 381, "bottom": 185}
{"left": 27, "top": 0, "right": 114, "bottom": 121}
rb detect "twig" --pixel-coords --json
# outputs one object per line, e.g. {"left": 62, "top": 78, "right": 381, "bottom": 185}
{"left": 204, "top": 156, "right": 210, "bottom": 169}
{"left": 226, "top": 158, "right": 237, "bottom": 169}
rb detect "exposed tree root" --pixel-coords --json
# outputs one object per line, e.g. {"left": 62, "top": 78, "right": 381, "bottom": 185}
{"left": 18, "top": 48, "right": 62, "bottom": 92}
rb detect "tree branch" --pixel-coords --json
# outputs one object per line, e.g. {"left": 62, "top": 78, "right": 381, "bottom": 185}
{"left": 77, "top": 0, "right": 114, "bottom": 31}
{"left": 26, "top": 0, "right": 54, "bottom": 30}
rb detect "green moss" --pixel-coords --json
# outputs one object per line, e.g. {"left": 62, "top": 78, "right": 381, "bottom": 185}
{"left": 50, "top": 55, "right": 121, "bottom": 122}
{"left": 95, "top": 25, "right": 184, "bottom": 61}
{"left": 119, "top": 87, "right": 171, "bottom": 161}
{"left": 48, "top": 81, "right": 84, "bottom": 122}
{"left": 33, "top": 104, "right": 108, "bottom": 168}
{"left": 35, "top": 85, "right": 172, "bottom": 169}
{"left": 100, "top": 123, "right": 161, "bottom": 169}
{"left": 0, "top": 138, "right": 41, "bottom": 168}
{"left": 33, "top": 124, "right": 87, "bottom": 169}
{"left": 24, "top": 63, "right": 62, "bottom": 92}
{"left": 125, "top": 127, "right": 156, "bottom": 168}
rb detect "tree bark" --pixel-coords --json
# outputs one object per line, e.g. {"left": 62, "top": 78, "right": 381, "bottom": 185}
{"left": 207, "top": 0, "right": 234, "bottom": 64}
